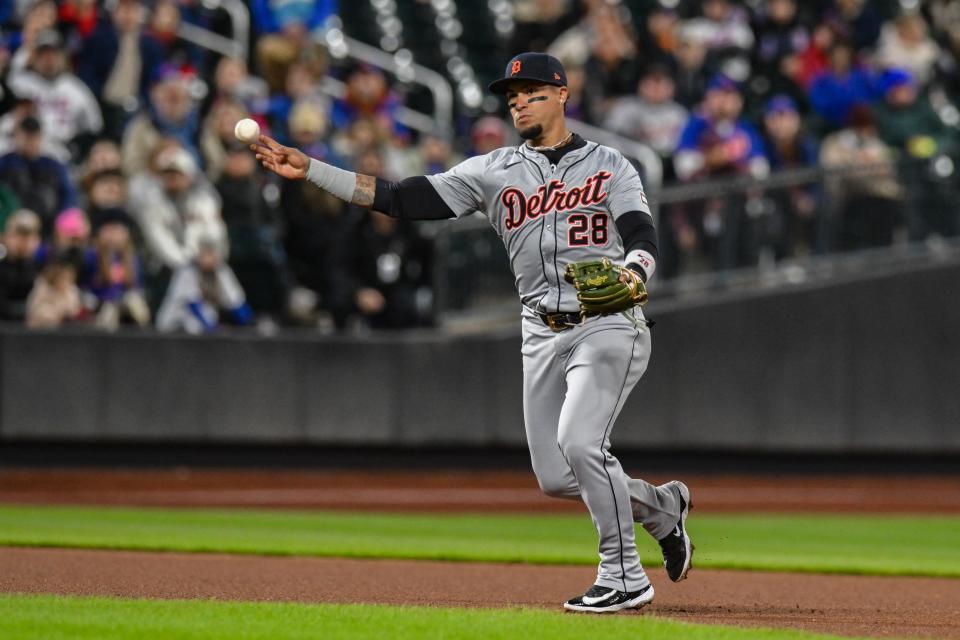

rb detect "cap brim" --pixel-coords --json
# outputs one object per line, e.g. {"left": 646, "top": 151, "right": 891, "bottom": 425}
{"left": 488, "top": 76, "right": 564, "bottom": 95}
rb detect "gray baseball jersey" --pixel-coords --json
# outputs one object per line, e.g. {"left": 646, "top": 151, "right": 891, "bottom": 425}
{"left": 426, "top": 140, "right": 684, "bottom": 596}
{"left": 427, "top": 141, "right": 650, "bottom": 313}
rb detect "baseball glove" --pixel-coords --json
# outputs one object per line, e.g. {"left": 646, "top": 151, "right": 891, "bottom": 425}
{"left": 564, "top": 258, "right": 648, "bottom": 315}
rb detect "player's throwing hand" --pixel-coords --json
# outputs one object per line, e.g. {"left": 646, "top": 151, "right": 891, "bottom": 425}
{"left": 251, "top": 135, "right": 310, "bottom": 180}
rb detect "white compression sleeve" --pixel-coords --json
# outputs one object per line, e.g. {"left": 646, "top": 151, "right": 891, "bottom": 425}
{"left": 306, "top": 158, "right": 357, "bottom": 202}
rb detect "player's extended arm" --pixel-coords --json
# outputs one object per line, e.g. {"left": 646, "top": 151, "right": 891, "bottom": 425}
{"left": 252, "top": 135, "right": 454, "bottom": 220}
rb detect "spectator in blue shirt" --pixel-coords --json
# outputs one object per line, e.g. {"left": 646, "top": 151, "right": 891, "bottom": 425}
{"left": 807, "top": 39, "right": 877, "bottom": 130}
{"left": 252, "top": 0, "right": 336, "bottom": 93}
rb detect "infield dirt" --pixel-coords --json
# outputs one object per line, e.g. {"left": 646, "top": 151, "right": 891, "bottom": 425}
{"left": 2, "top": 468, "right": 959, "bottom": 639}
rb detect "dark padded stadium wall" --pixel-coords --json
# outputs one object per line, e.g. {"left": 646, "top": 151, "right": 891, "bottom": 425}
{"left": 2, "top": 262, "right": 958, "bottom": 452}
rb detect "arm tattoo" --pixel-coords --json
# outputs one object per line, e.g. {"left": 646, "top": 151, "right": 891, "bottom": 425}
{"left": 351, "top": 174, "right": 377, "bottom": 208}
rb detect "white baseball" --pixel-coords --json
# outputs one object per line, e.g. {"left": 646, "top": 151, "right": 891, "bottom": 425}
{"left": 234, "top": 118, "right": 260, "bottom": 143}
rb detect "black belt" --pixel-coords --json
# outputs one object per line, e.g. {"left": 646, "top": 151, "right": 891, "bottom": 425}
{"left": 538, "top": 311, "right": 595, "bottom": 332}
{"left": 538, "top": 310, "right": 655, "bottom": 332}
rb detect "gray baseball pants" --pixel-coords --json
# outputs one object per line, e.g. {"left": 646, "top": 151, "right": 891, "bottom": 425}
{"left": 521, "top": 308, "right": 683, "bottom": 592}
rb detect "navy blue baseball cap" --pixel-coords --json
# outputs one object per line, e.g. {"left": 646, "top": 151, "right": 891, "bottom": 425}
{"left": 488, "top": 52, "right": 567, "bottom": 95}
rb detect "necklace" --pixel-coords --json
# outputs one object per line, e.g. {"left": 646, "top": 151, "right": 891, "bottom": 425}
{"left": 529, "top": 131, "right": 573, "bottom": 152}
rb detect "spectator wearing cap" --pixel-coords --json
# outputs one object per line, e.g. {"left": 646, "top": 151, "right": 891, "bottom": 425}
{"left": 670, "top": 74, "right": 770, "bottom": 274}
{"left": 77, "top": 0, "right": 166, "bottom": 139}
{"left": 7, "top": 29, "right": 103, "bottom": 158}
{"left": 127, "top": 144, "right": 225, "bottom": 274}
{"left": 122, "top": 66, "right": 201, "bottom": 176}
{"left": 35, "top": 207, "right": 97, "bottom": 284}
{"left": 874, "top": 68, "right": 959, "bottom": 239}
{"left": 762, "top": 94, "right": 821, "bottom": 256}
{"left": 671, "top": 24, "right": 711, "bottom": 108}
{"left": 0, "top": 115, "right": 78, "bottom": 234}
{"left": 874, "top": 68, "right": 957, "bottom": 157}
{"left": 603, "top": 64, "right": 689, "bottom": 171}
{"left": 674, "top": 74, "right": 769, "bottom": 181}
{"left": 807, "top": 39, "right": 877, "bottom": 130}
{"left": 84, "top": 209, "right": 150, "bottom": 330}
{"left": 0, "top": 209, "right": 42, "bottom": 322}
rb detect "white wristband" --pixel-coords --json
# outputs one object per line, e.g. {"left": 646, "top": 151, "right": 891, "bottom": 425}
{"left": 306, "top": 158, "right": 358, "bottom": 203}
{"left": 624, "top": 249, "right": 656, "bottom": 281}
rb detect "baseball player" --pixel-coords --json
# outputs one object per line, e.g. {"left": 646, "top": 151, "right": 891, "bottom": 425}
{"left": 252, "top": 52, "right": 693, "bottom": 613}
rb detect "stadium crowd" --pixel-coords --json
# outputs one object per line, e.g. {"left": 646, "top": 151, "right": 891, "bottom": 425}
{"left": 0, "top": 0, "right": 958, "bottom": 332}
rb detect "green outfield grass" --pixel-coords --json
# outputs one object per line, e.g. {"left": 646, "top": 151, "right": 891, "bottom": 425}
{"left": 0, "top": 594, "right": 873, "bottom": 640}
{"left": 1, "top": 505, "right": 958, "bottom": 577}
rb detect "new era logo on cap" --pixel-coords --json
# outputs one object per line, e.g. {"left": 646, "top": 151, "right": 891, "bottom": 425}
{"left": 489, "top": 52, "right": 568, "bottom": 94}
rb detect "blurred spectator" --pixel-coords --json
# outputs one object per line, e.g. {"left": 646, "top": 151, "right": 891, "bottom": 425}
{"left": 873, "top": 13, "right": 941, "bottom": 89}
{"left": 672, "top": 24, "right": 711, "bottom": 108}
{"left": 209, "top": 56, "right": 269, "bottom": 117}
{"left": 84, "top": 210, "right": 150, "bottom": 330}
{"left": 58, "top": 0, "right": 99, "bottom": 41}
{"left": 581, "top": 6, "right": 642, "bottom": 123}
{"left": 35, "top": 207, "right": 95, "bottom": 282}
{"left": 469, "top": 117, "right": 509, "bottom": 156}
{"left": 820, "top": 105, "right": 902, "bottom": 250}
{"left": 264, "top": 61, "right": 328, "bottom": 144}
{"left": 674, "top": 75, "right": 769, "bottom": 181}
{"left": 513, "top": 0, "right": 580, "bottom": 60}
{"left": 794, "top": 20, "right": 842, "bottom": 90}
{"left": 750, "top": 0, "right": 809, "bottom": 105}
{"left": 81, "top": 138, "right": 123, "bottom": 177}
{"left": 25, "top": 250, "right": 83, "bottom": 328}
{"left": 392, "top": 133, "right": 461, "bottom": 179}
{"left": 122, "top": 67, "right": 200, "bottom": 176}
{"left": 682, "top": 0, "right": 754, "bottom": 54}
{"left": 762, "top": 95, "right": 820, "bottom": 255}
{"left": 214, "top": 141, "right": 289, "bottom": 318}
{"left": 0, "top": 115, "right": 77, "bottom": 233}
{"left": 823, "top": 0, "right": 881, "bottom": 52}
{"left": 83, "top": 168, "right": 129, "bottom": 228}
{"left": 279, "top": 162, "right": 362, "bottom": 329}
{"left": 0, "top": 209, "right": 42, "bottom": 321}
{"left": 76, "top": 0, "right": 166, "bottom": 140}
{"left": 0, "top": 98, "right": 69, "bottom": 163}
{"left": 7, "top": 29, "right": 103, "bottom": 158}
{"left": 807, "top": 39, "right": 876, "bottom": 129}
{"left": 874, "top": 69, "right": 957, "bottom": 157}
{"left": 146, "top": 0, "right": 200, "bottom": 69}
{"left": 127, "top": 145, "right": 225, "bottom": 273}
{"left": 251, "top": 0, "right": 333, "bottom": 93}
{"left": 199, "top": 98, "right": 249, "bottom": 181}
{"left": 330, "top": 65, "right": 405, "bottom": 142}
{"left": 346, "top": 147, "right": 434, "bottom": 330}
{"left": 874, "top": 69, "right": 959, "bottom": 239}
{"left": 155, "top": 238, "right": 252, "bottom": 334}
{"left": 351, "top": 210, "right": 435, "bottom": 330}
{"left": 286, "top": 99, "right": 343, "bottom": 167}
{"left": 669, "top": 74, "right": 770, "bottom": 274}
{"left": 5, "top": 0, "right": 58, "bottom": 77}
{"left": 330, "top": 116, "right": 391, "bottom": 167}
{"left": 604, "top": 64, "right": 689, "bottom": 166}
